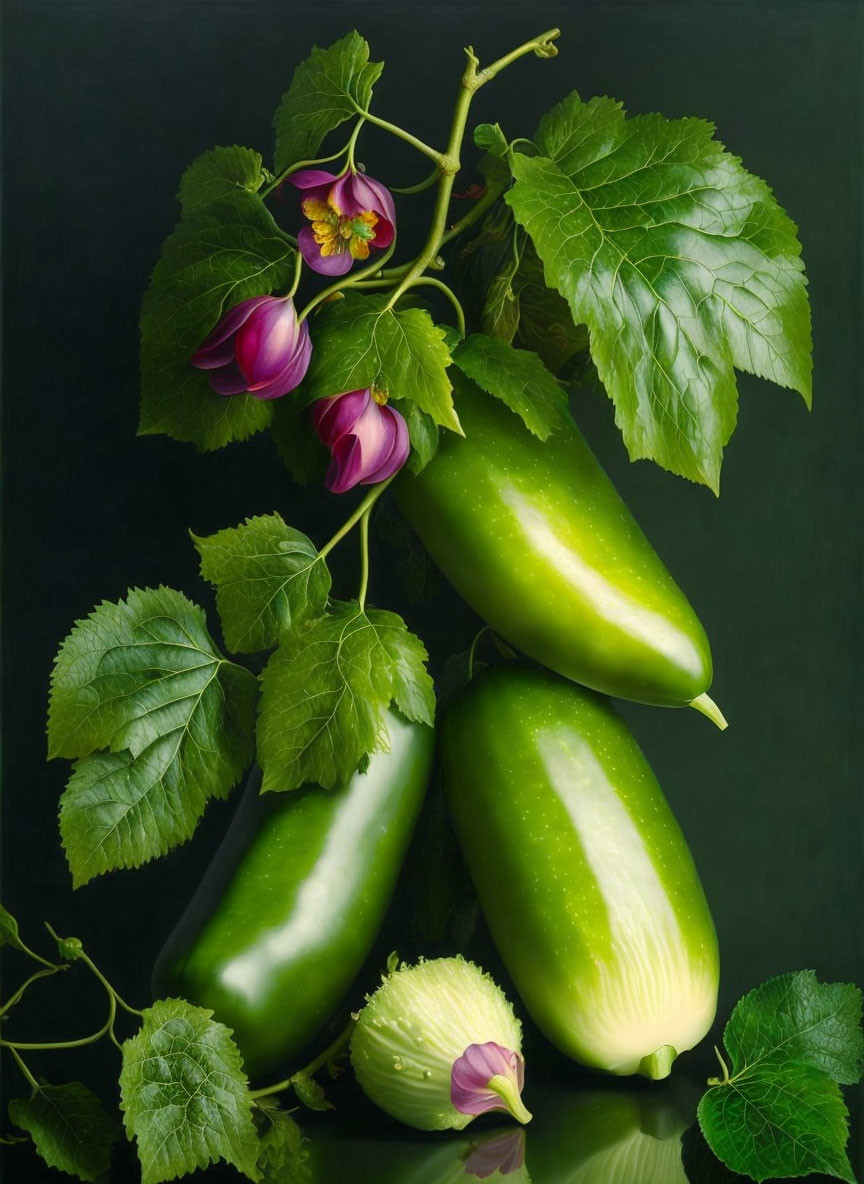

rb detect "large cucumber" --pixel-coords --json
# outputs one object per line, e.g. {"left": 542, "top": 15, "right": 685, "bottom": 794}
{"left": 441, "top": 663, "right": 719, "bottom": 1079}
{"left": 396, "top": 378, "right": 724, "bottom": 725}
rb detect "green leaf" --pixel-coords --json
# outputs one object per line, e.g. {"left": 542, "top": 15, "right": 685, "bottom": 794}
{"left": 392, "top": 398, "right": 439, "bottom": 474}
{"left": 139, "top": 151, "right": 297, "bottom": 452}
{"left": 271, "top": 396, "right": 328, "bottom": 485}
{"left": 298, "top": 294, "right": 460, "bottom": 434}
{"left": 722, "top": 971, "right": 864, "bottom": 1087}
{"left": 257, "top": 600, "right": 434, "bottom": 792}
{"left": 474, "top": 122, "right": 509, "bottom": 157}
{"left": 481, "top": 272, "right": 521, "bottom": 344}
{"left": 49, "top": 587, "right": 257, "bottom": 884}
{"left": 290, "top": 1074, "right": 332, "bottom": 1113}
{"left": 256, "top": 1109, "right": 310, "bottom": 1184}
{"left": 512, "top": 243, "right": 590, "bottom": 375}
{"left": 0, "top": 902, "right": 25, "bottom": 951}
{"left": 178, "top": 145, "right": 266, "bottom": 209}
{"left": 273, "top": 31, "right": 383, "bottom": 173}
{"left": 698, "top": 1066, "right": 854, "bottom": 1183}
{"left": 452, "top": 334, "right": 568, "bottom": 439}
{"left": 8, "top": 1083, "right": 120, "bottom": 1183}
{"left": 506, "top": 92, "right": 811, "bottom": 491}
{"left": 698, "top": 972, "right": 863, "bottom": 1183}
{"left": 193, "top": 514, "right": 331, "bottom": 654}
{"left": 119, "top": 998, "right": 260, "bottom": 1184}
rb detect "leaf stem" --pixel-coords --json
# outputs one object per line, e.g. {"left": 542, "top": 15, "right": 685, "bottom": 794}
{"left": 346, "top": 116, "right": 366, "bottom": 171}
{"left": 0, "top": 966, "right": 64, "bottom": 1018}
{"left": 392, "top": 166, "right": 441, "bottom": 195}
{"left": 707, "top": 1044, "right": 733, "bottom": 1086}
{"left": 319, "top": 476, "right": 396, "bottom": 560}
{"left": 44, "top": 924, "right": 143, "bottom": 1018}
{"left": 9, "top": 1046, "right": 40, "bottom": 1093}
{"left": 350, "top": 107, "right": 442, "bottom": 164}
{"left": 285, "top": 249, "right": 304, "bottom": 301}
{"left": 405, "top": 277, "right": 466, "bottom": 337}
{"left": 262, "top": 137, "right": 355, "bottom": 198}
{"left": 249, "top": 1018, "right": 356, "bottom": 1100}
{"left": 297, "top": 237, "right": 399, "bottom": 324}
{"left": 438, "top": 179, "right": 508, "bottom": 249}
{"left": 357, "top": 509, "right": 372, "bottom": 610}
{"left": 1, "top": 992, "right": 116, "bottom": 1050}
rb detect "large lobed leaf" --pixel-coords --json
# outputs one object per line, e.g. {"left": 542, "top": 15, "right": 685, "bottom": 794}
{"left": 8, "top": 1083, "right": 120, "bottom": 1183}
{"left": 506, "top": 91, "right": 811, "bottom": 491}
{"left": 139, "top": 147, "right": 297, "bottom": 451}
{"left": 698, "top": 972, "right": 862, "bottom": 1182}
{"left": 257, "top": 599, "right": 435, "bottom": 792}
{"left": 297, "top": 293, "right": 460, "bottom": 434}
{"left": 119, "top": 998, "right": 260, "bottom": 1184}
{"left": 451, "top": 333, "right": 569, "bottom": 439}
{"left": 273, "top": 31, "right": 383, "bottom": 174}
{"left": 193, "top": 513, "right": 331, "bottom": 654}
{"left": 49, "top": 587, "right": 257, "bottom": 885}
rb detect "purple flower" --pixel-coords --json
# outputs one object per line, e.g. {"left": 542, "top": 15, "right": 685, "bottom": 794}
{"left": 450, "top": 1042, "right": 532, "bottom": 1124}
{"left": 290, "top": 168, "right": 396, "bottom": 276}
{"left": 464, "top": 1130, "right": 526, "bottom": 1179}
{"left": 311, "top": 388, "right": 410, "bottom": 494}
{"left": 191, "top": 295, "right": 311, "bottom": 400}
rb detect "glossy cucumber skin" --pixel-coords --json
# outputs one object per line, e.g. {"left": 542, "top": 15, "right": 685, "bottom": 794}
{"left": 152, "top": 711, "right": 433, "bottom": 1079}
{"left": 396, "top": 382, "right": 713, "bottom": 708}
{"left": 441, "top": 664, "right": 719, "bottom": 1077}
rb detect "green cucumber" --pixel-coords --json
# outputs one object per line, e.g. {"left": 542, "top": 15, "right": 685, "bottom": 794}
{"left": 441, "top": 663, "right": 719, "bottom": 1079}
{"left": 152, "top": 710, "right": 433, "bottom": 1078}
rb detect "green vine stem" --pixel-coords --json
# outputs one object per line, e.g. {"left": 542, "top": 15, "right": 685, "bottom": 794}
{"left": 0, "top": 966, "right": 65, "bottom": 1018}
{"left": 319, "top": 475, "right": 397, "bottom": 560}
{"left": 392, "top": 165, "right": 441, "bottom": 195}
{"left": 386, "top": 28, "right": 560, "bottom": 311}
{"left": 261, "top": 136, "right": 357, "bottom": 198}
{"left": 297, "top": 236, "right": 399, "bottom": 323}
{"left": 349, "top": 107, "right": 442, "bottom": 164}
{"left": 9, "top": 1046, "right": 40, "bottom": 1092}
{"left": 357, "top": 508, "right": 372, "bottom": 609}
{"left": 249, "top": 1017, "right": 357, "bottom": 1101}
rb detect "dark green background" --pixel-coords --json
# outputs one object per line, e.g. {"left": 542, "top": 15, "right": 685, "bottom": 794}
{"left": 2, "top": 0, "right": 862, "bottom": 1180}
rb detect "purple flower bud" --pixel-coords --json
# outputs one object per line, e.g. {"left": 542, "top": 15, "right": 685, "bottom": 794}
{"left": 191, "top": 295, "right": 311, "bottom": 400}
{"left": 311, "top": 389, "right": 410, "bottom": 494}
{"left": 290, "top": 168, "right": 396, "bottom": 276}
{"left": 450, "top": 1042, "right": 532, "bottom": 1124}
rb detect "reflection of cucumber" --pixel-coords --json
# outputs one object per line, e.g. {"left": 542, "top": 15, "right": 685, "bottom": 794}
{"left": 152, "top": 710, "right": 433, "bottom": 1078}
{"left": 442, "top": 663, "right": 719, "bottom": 1078}
{"left": 306, "top": 1127, "right": 531, "bottom": 1184}
{"left": 526, "top": 1088, "right": 690, "bottom": 1184}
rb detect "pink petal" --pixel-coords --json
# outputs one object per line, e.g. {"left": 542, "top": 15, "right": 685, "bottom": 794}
{"left": 347, "top": 172, "right": 397, "bottom": 227}
{"left": 289, "top": 169, "right": 339, "bottom": 192}
{"left": 451, "top": 1042, "right": 525, "bottom": 1117}
{"left": 190, "top": 295, "right": 273, "bottom": 366}
{"left": 297, "top": 226, "right": 354, "bottom": 276}
{"left": 464, "top": 1130, "right": 526, "bottom": 1179}
{"left": 247, "top": 323, "right": 312, "bottom": 400}
{"left": 312, "top": 390, "right": 370, "bottom": 447}
{"left": 371, "top": 218, "right": 395, "bottom": 250}
{"left": 326, "top": 434, "right": 365, "bottom": 493}
{"left": 361, "top": 404, "right": 409, "bottom": 484}
{"left": 208, "top": 361, "right": 249, "bottom": 396}
{"left": 235, "top": 299, "right": 301, "bottom": 387}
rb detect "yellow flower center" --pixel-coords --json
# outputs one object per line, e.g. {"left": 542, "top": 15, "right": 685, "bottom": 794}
{"left": 302, "top": 196, "right": 379, "bottom": 260}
